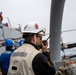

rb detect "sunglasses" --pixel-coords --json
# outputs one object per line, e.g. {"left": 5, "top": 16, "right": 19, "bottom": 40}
{"left": 36, "top": 35, "right": 42, "bottom": 40}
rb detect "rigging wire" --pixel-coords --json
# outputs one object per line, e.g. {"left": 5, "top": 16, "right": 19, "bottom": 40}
{"left": 62, "top": 29, "right": 76, "bottom": 33}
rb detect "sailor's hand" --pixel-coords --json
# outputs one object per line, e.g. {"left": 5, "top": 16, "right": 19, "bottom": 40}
{"left": 41, "top": 40, "right": 48, "bottom": 52}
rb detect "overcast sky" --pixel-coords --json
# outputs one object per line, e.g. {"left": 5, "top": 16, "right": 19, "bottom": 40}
{"left": 62, "top": 0, "right": 76, "bottom": 43}
{"left": 0, "top": 0, "right": 51, "bottom": 32}
{"left": 0, "top": 0, "right": 76, "bottom": 43}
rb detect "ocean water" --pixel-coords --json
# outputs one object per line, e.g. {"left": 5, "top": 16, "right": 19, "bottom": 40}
{"left": 60, "top": 48, "right": 76, "bottom": 61}
{"left": 61, "top": 48, "right": 76, "bottom": 56}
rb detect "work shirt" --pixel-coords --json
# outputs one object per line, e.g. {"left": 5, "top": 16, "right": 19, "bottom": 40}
{"left": 7, "top": 42, "right": 56, "bottom": 75}
{"left": 0, "top": 50, "right": 13, "bottom": 75}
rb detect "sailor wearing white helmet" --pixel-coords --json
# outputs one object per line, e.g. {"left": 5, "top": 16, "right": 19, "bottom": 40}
{"left": 7, "top": 22, "right": 56, "bottom": 75}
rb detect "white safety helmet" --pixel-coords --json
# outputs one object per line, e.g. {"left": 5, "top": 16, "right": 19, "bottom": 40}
{"left": 22, "top": 22, "right": 46, "bottom": 35}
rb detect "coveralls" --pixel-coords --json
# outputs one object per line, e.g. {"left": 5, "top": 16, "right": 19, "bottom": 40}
{"left": 0, "top": 50, "right": 13, "bottom": 75}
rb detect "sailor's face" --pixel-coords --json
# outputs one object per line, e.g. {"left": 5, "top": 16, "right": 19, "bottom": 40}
{"left": 36, "top": 34, "right": 42, "bottom": 46}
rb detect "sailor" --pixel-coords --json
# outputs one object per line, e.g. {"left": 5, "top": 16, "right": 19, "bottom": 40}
{"left": 7, "top": 22, "right": 56, "bottom": 75}
{"left": 0, "top": 38, "right": 14, "bottom": 75}
{"left": 0, "top": 12, "right": 3, "bottom": 24}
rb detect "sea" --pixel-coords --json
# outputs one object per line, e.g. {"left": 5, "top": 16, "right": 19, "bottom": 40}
{"left": 61, "top": 48, "right": 76, "bottom": 56}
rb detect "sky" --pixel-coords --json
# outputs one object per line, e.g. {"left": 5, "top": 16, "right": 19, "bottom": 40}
{"left": 0, "top": 0, "right": 76, "bottom": 43}
{"left": 62, "top": 0, "right": 76, "bottom": 43}
{"left": 0, "top": 0, "right": 51, "bottom": 32}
